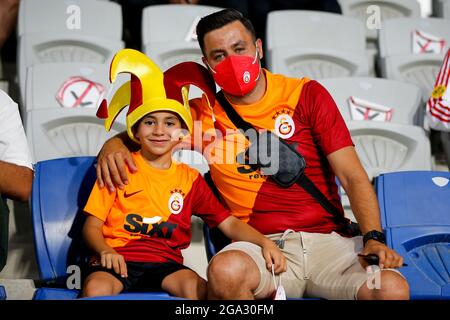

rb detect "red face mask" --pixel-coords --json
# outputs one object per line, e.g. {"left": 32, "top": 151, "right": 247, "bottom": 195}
{"left": 208, "top": 50, "right": 261, "bottom": 96}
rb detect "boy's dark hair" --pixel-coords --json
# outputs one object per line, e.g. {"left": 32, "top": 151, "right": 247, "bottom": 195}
{"left": 196, "top": 8, "right": 256, "bottom": 55}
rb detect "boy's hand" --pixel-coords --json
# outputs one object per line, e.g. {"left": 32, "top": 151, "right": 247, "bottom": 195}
{"left": 261, "top": 239, "right": 286, "bottom": 274}
{"left": 100, "top": 249, "right": 128, "bottom": 278}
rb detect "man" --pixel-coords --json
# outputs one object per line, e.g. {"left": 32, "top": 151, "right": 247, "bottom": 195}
{"left": 97, "top": 9, "right": 409, "bottom": 300}
{"left": 0, "top": 89, "right": 33, "bottom": 272}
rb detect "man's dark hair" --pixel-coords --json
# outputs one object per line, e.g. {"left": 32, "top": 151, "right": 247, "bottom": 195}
{"left": 196, "top": 8, "right": 256, "bottom": 55}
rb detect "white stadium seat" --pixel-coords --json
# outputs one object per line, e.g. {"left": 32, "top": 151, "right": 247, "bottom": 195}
{"left": 266, "top": 10, "right": 369, "bottom": 79}
{"left": 338, "top": 0, "right": 421, "bottom": 76}
{"left": 378, "top": 17, "right": 450, "bottom": 100}
{"left": 18, "top": 0, "right": 122, "bottom": 38}
{"left": 26, "top": 109, "right": 126, "bottom": 162}
{"left": 320, "top": 77, "right": 424, "bottom": 126}
{"left": 25, "top": 62, "right": 110, "bottom": 111}
{"left": 339, "top": 0, "right": 421, "bottom": 42}
{"left": 24, "top": 62, "right": 127, "bottom": 162}
{"left": 347, "top": 121, "right": 432, "bottom": 181}
{"left": 142, "top": 4, "right": 223, "bottom": 71}
{"left": 17, "top": 0, "right": 124, "bottom": 105}
{"left": 340, "top": 119, "right": 432, "bottom": 213}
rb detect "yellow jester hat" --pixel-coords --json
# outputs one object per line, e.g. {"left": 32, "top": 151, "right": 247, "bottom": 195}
{"left": 96, "top": 49, "right": 194, "bottom": 143}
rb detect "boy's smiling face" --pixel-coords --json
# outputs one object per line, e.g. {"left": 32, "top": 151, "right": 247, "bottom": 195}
{"left": 134, "top": 111, "right": 185, "bottom": 158}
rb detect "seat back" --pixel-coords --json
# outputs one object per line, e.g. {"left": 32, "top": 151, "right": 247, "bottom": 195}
{"left": 268, "top": 48, "right": 370, "bottom": 79}
{"left": 31, "top": 157, "right": 96, "bottom": 285}
{"left": 376, "top": 171, "right": 450, "bottom": 299}
{"left": 24, "top": 62, "right": 126, "bottom": 162}
{"left": 267, "top": 10, "right": 366, "bottom": 52}
{"left": 380, "top": 54, "right": 444, "bottom": 100}
{"left": 18, "top": 0, "right": 122, "bottom": 38}
{"left": 25, "top": 62, "right": 110, "bottom": 111}
{"left": 142, "top": 4, "right": 222, "bottom": 71}
{"left": 347, "top": 121, "right": 432, "bottom": 180}
{"left": 18, "top": 35, "right": 123, "bottom": 104}
{"left": 17, "top": 0, "right": 124, "bottom": 104}
{"left": 339, "top": 0, "right": 421, "bottom": 41}
{"left": 26, "top": 108, "right": 126, "bottom": 162}
{"left": 378, "top": 18, "right": 450, "bottom": 99}
{"left": 266, "top": 10, "right": 369, "bottom": 79}
{"left": 378, "top": 18, "right": 450, "bottom": 58}
{"left": 320, "top": 77, "right": 423, "bottom": 126}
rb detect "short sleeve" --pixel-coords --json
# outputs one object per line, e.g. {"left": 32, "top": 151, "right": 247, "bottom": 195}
{"left": 83, "top": 181, "right": 116, "bottom": 222}
{"left": 301, "top": 81, "right": 354, "bottom": 156}
{"left": 0, "top": 91, "right": 33, "bottom": 169}
{"left": 191, "top": 175, "right": 230, "bottom": 228}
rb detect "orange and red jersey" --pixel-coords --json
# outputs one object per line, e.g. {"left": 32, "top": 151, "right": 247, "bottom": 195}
{"left": 84, "top": 152, "right": 230, "bottom": 264}
{"left": 190, "top": 69, "right": 353, "bottom": 235}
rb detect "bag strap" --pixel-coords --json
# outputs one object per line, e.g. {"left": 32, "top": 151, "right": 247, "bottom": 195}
{"left": 216, "top": 91, "right": 255, "bottom": 133}
{"left": 216, "top": 90, "right": 349, "bottom": 227}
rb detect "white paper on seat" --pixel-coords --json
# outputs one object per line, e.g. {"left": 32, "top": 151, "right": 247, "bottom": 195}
{"left": 413, "top": 30, "right": 446, "bottom": 54}
{"left": 348, "top": 96, "right": 393, "bottom": 121}
{"left": 56, "top": 76, "right": 104, "bottom": 109}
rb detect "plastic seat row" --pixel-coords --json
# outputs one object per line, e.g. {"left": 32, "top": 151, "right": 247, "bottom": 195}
{"left": 18, "top": 0, "right": 125, "bottom": 162}
{"left": 31, "top": 156, "right": 444, "bottom": 300}
{"left": 31, "top": 156, "right": 448, "bottom": 300}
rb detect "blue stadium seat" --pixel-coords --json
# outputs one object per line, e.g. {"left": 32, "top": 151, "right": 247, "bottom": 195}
{"left": 31, "top": 156, "right": 180, "bottom": 300}
{"left": 203, "top": 224, "right": 230, "bottom": 262}
{"left": 376, "top": 171, "right": 450, "bottom": 299}
{"left": 0, "top": 285, "right": 6, "bottom": 300}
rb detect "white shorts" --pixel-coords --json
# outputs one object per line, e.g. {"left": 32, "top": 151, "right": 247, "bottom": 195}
{"left": 218, "top": 230, "right": 403, "bottom": 300}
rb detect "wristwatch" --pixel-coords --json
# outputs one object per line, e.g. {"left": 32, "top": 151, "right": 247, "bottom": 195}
{"left": 363, "top": 230, "right": 386, "bottom": 246}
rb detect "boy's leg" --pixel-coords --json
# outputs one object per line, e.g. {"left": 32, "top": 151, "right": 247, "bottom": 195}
{"left": 161, "top": 269, "right": 207, "bottom": 300}
{"left": 81, "top": 271, "right": 124, "bottom": 298}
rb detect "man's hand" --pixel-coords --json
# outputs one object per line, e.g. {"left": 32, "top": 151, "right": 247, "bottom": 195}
{"left": 100, "top": 248, "right": 128, "bottom": 278}
{"left": 96, "top": 136, "right": 137, "bottom": 192}
{"left": 261, "top": 239, "right": 286, "bottom": 274}
{"left": 360, "top": 240, "right": 404, "bottom": 269}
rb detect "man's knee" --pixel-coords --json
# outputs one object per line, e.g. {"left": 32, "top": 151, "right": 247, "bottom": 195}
{"left": 359, "top": 270, "right": 410, "bottom": 300}
{"left": 208, "top": 250, "right": 255, "bottom": 283}
{"left": 207, "top": 250, "right": 260, "bottom": 299}
{"left": 379, "top": 271, "right": 409, "bottom": 300}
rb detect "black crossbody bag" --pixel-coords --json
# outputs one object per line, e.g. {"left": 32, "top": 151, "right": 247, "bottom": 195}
{"left": 216, "top": 91, "right": 360, "bottom": 236}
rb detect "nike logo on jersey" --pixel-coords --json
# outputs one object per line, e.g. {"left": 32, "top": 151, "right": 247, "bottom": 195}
{"left": 124, "top": 190, "right": 143, "bottom": 198}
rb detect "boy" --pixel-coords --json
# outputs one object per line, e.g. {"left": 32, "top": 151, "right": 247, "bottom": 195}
{"left": 81, "top": 49, "right": 285, "bottom": 299}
